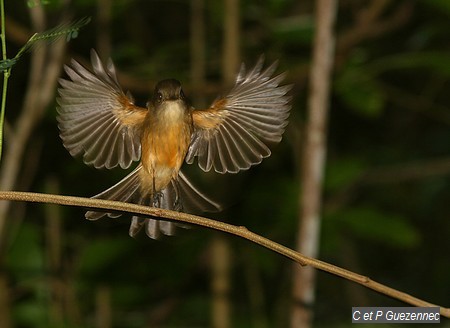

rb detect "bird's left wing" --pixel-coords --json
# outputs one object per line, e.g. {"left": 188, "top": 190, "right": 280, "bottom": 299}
{"left": 57, "top": 49, "right": 147, "bottom": 169}
{"left": 187, "top": 57, "right": 291, "bottom": 173}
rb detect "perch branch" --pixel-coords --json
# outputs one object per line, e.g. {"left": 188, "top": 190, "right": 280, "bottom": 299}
{"left": 0, "top": 190, "right": 449, "bottom": 318}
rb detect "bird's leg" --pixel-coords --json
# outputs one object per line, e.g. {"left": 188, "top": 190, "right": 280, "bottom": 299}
{"left": 172, "top": 180, "right": 183, "bottom": 211}
{"left": 151, "top": 175, "right": 162, "bottom": 208}
{"left": 154, "top": 192, "right": 164, "bottom": 208}
{"left": 152, "top": 174, "right": 161, "bottom": 208}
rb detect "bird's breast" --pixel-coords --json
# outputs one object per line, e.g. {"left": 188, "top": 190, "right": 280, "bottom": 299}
{"left": 140, "top": 105, "right": 193, "bottom": 193}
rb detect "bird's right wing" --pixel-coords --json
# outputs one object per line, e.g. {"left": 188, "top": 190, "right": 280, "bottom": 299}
{"left": 57, "top": 49, "right": 148, "bottom": 169}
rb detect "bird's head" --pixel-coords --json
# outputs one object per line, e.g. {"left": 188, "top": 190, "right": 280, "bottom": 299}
{"left": 150, "top": 79, "right": 189, "bottom": 120}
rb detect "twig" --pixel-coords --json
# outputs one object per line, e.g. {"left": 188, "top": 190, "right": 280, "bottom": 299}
{"left": 336, "top": 1, "right": 413, "bottom": 68}
{"left": 0, "top": 190, "right": 449, "bottom": 318}
{"left": 0, "top": 4, "right": 68, "bottom": 249}
{"left": 0, "top": 0, "right": 10, "bottom": 162}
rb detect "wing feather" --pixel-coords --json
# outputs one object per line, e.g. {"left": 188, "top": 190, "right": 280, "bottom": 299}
{"left": 188, "top": 57, "right": 291, "bottom": 173}
{"left": 57, "top": 49, "right": 147, "bottom": 169}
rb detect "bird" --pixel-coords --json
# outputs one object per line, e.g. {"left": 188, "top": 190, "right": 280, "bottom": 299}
{"left": 57, "top": 49, "right": 291, "bottom": 239}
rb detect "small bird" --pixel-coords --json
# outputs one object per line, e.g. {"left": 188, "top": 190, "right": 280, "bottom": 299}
{"left": 57, "top": 50, "right": 291, "bottom": 238}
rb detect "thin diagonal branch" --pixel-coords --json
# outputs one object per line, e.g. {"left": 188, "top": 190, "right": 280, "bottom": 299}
{"left": 0, "top": 191, "right": 449, "bottom": 318}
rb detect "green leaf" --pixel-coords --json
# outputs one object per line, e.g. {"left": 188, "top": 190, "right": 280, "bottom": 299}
{"left": 368, "top": 52, "right": 450, "bottom": 77}
{"left": 10, "top": 17, "right": 91, "bottom": 69}
{"left": 6, "top": 222, "right": 44, "bottom": 277}
{"left": 76, "top": 237, "right": 134, "bottom": 278}
{"left": 332, "top": 207, "right": 421, "bottom": 248}
{"left": 13, "top": 300, "right": 47, "bottom": 328}
{"left": 0, "top": 58, "right": 18, "bottom": 71}
{"left": 335, "top": 67, "right": 386, "bottom": 117}
{"left": 325, "top": 158, "right": 366, "bottom": 192}
{"left": 419, "top": 0, "right": 450, "bottom": 15}
{"left": 271, "top": 16, "right": 314, "bottom": 45}
{"left": 27, "top": 0, "right": 51, "bottom": 8}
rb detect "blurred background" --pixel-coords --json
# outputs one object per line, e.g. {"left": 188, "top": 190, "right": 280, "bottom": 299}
{"left": 0, "top": 0, "right": 449, "bottom": 327}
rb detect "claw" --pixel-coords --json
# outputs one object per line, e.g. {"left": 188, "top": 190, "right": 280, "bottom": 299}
{"left": 152, "top": 191, "right": 164, "bottom": 208}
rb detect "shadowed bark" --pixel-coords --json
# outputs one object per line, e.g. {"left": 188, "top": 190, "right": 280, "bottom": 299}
{"left": 291, "top": 0, "right": 337, "bottom": 327}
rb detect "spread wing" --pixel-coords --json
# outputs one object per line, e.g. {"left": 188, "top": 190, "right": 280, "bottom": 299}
{"left": 57, "top": 49, "right": 147, "bottom": 169}
{"left": 187, "top": 57, "right": 291, "bottom": 173}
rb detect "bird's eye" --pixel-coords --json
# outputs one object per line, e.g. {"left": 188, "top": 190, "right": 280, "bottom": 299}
{"left": 156, "top": 92, "right": 163, "bottom": 102}
{"left": 180, "top": 90, "right": 185, "bottom": 99}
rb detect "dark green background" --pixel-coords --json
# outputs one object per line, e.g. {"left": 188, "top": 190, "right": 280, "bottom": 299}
{"left": 2, "top": 0, "right": 450, "bottom": 327}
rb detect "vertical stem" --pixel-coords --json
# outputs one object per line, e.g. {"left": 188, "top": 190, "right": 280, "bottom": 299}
{"left": 190, "top": 0, "right": 205, "bottom": 101}
{"left": 96, "top": 285, "right": 112, "bottom": 328}
{"left": 0, "top": 0, "right": 10, "bottom": 162}
{"left": 0, "top": 273, "right": 11, "bottom": 328}
{"left": 291, "top": 0, "right": 337, "bottom": 327}
{"left": 0, "top": 2, "right": 10, "bottom": 326}
{"left": 0, "top": 72, "right": 8, "bottom": 162}
{"left": 210, "top": 1, "right": 240, "bottom": 327}
{"left": 97, "top": 0, "right": 111, "bottom": 61}
{"left": 0, "top": 0, "right": 5, "bottom": 60}
{"left": 211, "top": 236, "right": 231, "bottom": 328}
{"left": 45, "top": 177, "right": 64, "bottom": 325}
{"left": 222, "top": 0, "right": 239, "bottom": 83}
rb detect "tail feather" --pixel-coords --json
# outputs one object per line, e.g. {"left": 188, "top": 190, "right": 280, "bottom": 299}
{"left": 85, "top": 165, "right": 142, "bottom": 220}
{"left": 85, "top": 165, "right": 221, "bottom": 239}
{"left": 178, "top": 171, "right": 222, "bottom": 213}
{"left": 128, "top": 216, "right": 177, "bottom": 239}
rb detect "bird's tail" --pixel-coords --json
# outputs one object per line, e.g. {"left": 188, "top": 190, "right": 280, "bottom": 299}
{"left": 85, "top": 165, "right": 221, "bottom": 239}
